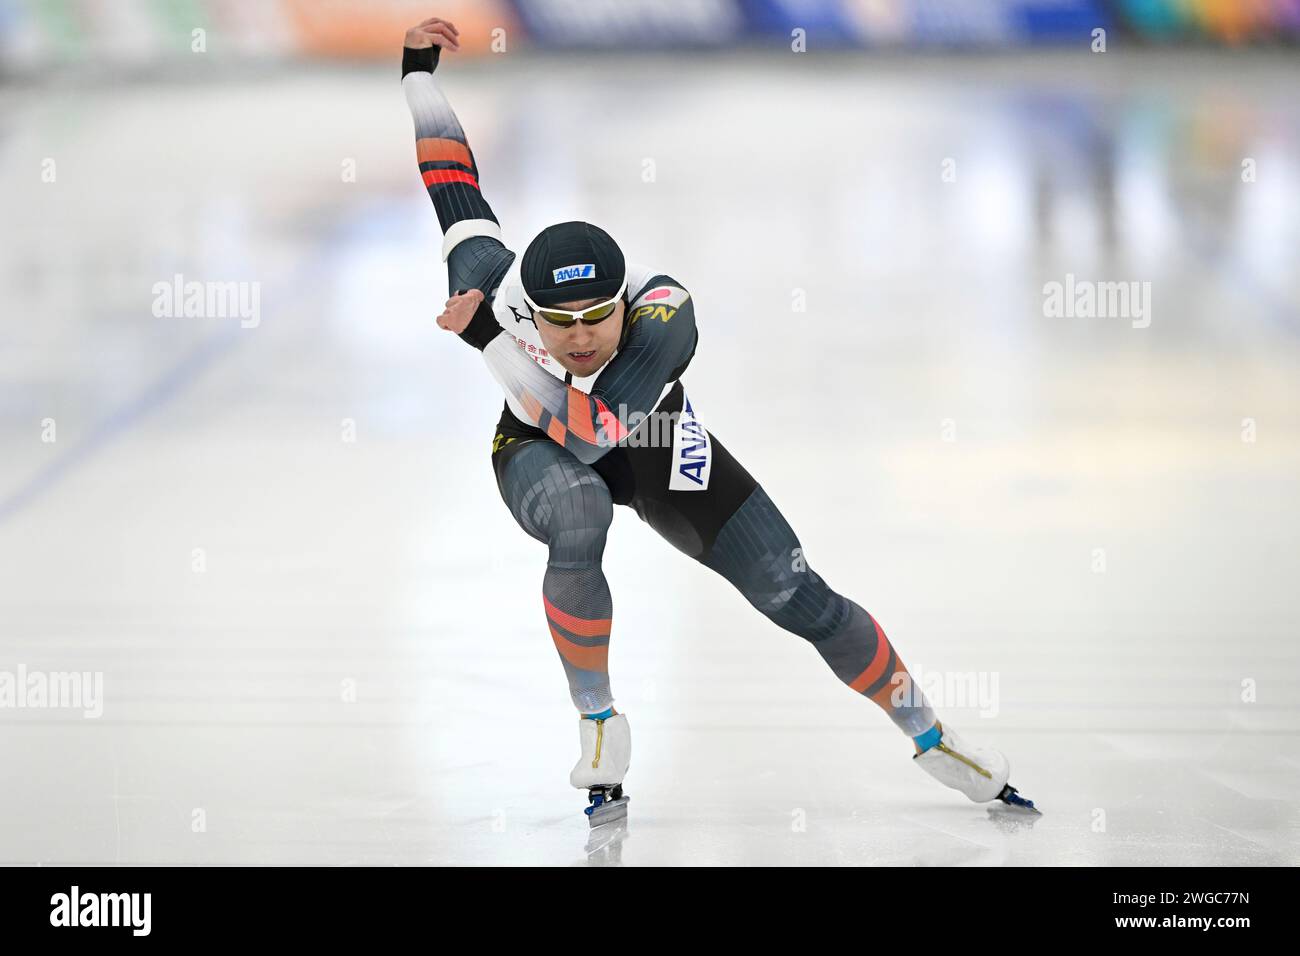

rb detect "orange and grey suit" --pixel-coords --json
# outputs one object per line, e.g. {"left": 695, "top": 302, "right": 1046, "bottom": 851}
{"left": 403, "top": 46, "right": 937, "bottom": 734}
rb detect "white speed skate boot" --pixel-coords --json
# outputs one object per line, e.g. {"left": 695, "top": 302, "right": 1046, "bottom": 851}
{"left": 913, "top": 722, "right": 1039, "bottom": 812}
{"left": 570, "top": 712, "right": 631, "bottom": 827}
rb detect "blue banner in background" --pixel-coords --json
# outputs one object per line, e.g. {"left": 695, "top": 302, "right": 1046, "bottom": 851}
{"left": 741, "top": 0, "right": 1112, "bottom": 47}
{"left": 1014, "top": 0, "right": 1114, "bottom": 40}
{"left": 742, "top": 0, "right": 862, "bottom": 47}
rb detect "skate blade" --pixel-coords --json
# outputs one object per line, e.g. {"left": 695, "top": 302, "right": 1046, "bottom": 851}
{"left": 995, "top": 784, "right": 1042, "bottom": 814}
{"left": 586, "top": 796, "right": 630, "bottom": 828}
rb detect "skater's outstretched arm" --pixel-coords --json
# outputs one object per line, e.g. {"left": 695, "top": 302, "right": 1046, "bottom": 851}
{"left": 402, "top": 17, "right": 515, "bottom": 299}
{"left": 442, "top": 281, "right": 698, "bottom": 465}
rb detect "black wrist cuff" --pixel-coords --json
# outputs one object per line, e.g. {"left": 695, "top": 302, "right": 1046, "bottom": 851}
{"left": 457, "top": 293, "right": 502, "bottom": 351}
{"left": 401, "top": 45, "right": 440, "bottom": 78}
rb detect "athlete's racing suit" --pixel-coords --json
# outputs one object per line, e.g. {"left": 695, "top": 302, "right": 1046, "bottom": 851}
{"left": 403, "top": 43, "right": 936, "bottom": 734}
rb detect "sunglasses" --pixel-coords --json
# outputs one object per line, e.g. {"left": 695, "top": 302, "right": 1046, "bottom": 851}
{"left": 522, "top": 276, "right": 628, "bottom": 328}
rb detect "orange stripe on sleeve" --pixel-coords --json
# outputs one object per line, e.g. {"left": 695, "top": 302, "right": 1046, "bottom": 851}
{"left": 421, "top": 169, "right": 479, "bottom": 189}
{"left": 567, "top": 389, "right": 596, "bottom": 444}
{"left": 593, "top": 397, "right": 628, "bottom": 442}
{"left": 416, "top": 137, "right": 474, "bottom": 169}
{"left": 520, "top": 390, "right": 544, "bottom": 423}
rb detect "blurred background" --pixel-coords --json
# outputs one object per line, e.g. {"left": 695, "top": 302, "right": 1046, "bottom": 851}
{"left": 1, "top": 0, "right": 1298, "bottom": 866}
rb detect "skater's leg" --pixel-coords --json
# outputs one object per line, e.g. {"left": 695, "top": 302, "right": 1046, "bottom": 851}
{"left": 700, "top": 484, "right": 938, "bottom": 740}
{"left": 697, "top": 460, "right": 1031, "bottom": 807}
{"left": 618, "top": 390, "right": 937, "bottom": 742}
{"left": 494, "top": 439, "right": 616, "bottom": 715}
{"left": 618, "top": 387, "right": 1030, "bottom": 805}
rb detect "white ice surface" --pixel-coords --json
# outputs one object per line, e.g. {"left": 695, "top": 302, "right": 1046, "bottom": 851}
{"left": 1, "top": 51, "right": 1298, "bottom": 865}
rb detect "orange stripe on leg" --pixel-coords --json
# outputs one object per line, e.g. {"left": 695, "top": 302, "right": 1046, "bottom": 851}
{"left": 544, "top": 595, "right": 611, "bottom": 637}
{"left": 869, "top": 676, "right": 906, "bottom": 713}
{"left": 848, "top": 615, "right": 894, "bottom": 693}
{"left": 550, "top": 626, "right": 610, "bottom": 672}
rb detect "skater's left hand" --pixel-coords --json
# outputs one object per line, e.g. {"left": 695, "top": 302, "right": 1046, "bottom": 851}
{"left": 436, "top": 289, "right": 484, "bottom": 334}
{"left": 405, "top": 17, "right": 460, "bottom": 52}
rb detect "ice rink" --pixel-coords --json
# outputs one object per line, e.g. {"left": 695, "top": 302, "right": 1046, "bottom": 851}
{"left": 2, "top": 50, "right": 1298, "bottom": 865}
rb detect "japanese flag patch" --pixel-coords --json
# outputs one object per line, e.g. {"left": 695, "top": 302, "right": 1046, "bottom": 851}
{"left": 637, "top": 285, "right": 690, "bottom": 309}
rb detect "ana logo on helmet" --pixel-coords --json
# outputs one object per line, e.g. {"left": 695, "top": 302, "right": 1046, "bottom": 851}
{"left": 552, "top": 264, "right": 595, "bottom": 283}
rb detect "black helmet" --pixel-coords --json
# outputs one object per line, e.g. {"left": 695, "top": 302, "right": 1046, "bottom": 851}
{"left": 520, "top": 221, "right": 626, "bottom": 308}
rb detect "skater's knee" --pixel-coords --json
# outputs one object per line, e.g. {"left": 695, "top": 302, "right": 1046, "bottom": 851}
{"left": 769, "top": 575, "right": 848, "bottom": 643}
{"left": 713, "top": 537, "right": 844, "bottom": 641}
{"left": 544, "top": 476, "right": 612, "bottom": 567}
{"left": 703, "top": 488, "right": 846, "bottom": 642}
{"left": 748, "top": 565, "right": 846, "bottom": 643}
{"left": 505, "top": 449, "right": 612, "bottom": 551}
{"left": 548, "top": 525, "right": 608, "bottom": 567}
